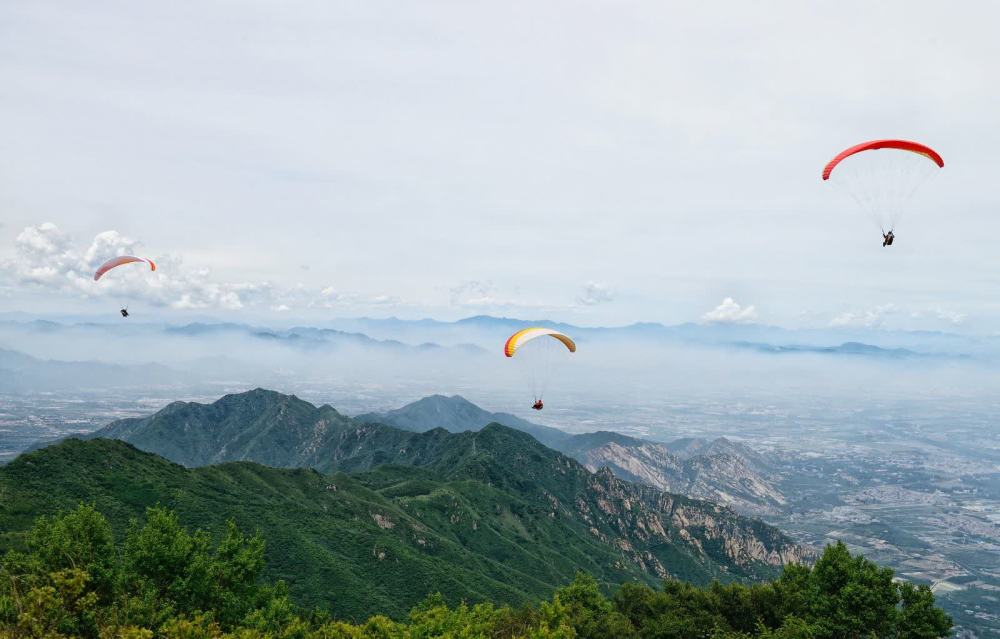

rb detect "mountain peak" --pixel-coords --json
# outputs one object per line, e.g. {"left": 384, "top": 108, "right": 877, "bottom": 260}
{"left": 84, "top": 388, "right": 355, "bottom": 468}
{"left": 354, "top": 394, "right": 572, "bottom": 448}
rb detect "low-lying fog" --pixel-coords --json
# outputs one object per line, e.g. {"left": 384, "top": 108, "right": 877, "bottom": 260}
{"left": 2, "top": 316, "right": 998, "bottom": 434}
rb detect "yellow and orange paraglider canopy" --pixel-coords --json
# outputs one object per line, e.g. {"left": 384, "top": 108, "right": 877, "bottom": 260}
{"left": 504, "top": 328, "right": 576, "bottom": 358}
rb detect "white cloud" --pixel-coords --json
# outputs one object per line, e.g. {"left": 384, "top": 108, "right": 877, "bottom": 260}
{"left": 577, "top": 281, "right": 614, "bottom": 306}
{"left": 3, "top": 223, "right": 325, "bottom": 312}
{"left": 702, "top": 297, "right": 758, "bottom": 324}
{"left": 829, "top": 304, "right": 897, "bottom": 328}
{"left": 313, "top": 286, "right": 402, "bottom": 310}
{"left": 910, "top": 306, "right": 967, "bottom": 326}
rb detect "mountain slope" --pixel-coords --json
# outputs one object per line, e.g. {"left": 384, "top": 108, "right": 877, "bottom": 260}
{"left": 393, "top": 424, "right": 804, "bottom": 576}
{"left": 0, "top": 438, "right": 570, "bottom": 618}
{"left": 1, "top": 433, "right": 805, "bottom": 621}
{"left": 353, "top": 395, "right": 785, "bottom": 516}
{"left": 86, "top": 390, "right": 786, "bottom": 516}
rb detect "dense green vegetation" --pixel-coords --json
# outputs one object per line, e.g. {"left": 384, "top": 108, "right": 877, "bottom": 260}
{"left": 0, "top": 505, "right": 951, "bottom": 638}
{"left": 3, "top": 391, "right": 949, "bottom": 636}
{"left": 2, "top": 429, "right": 804, "bottom": 620}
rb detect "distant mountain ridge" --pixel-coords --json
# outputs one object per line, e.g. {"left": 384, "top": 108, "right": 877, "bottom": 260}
{"left": 355, "top": 394, "right": 572, "bottom": 448}
{"left": 731, "top": 340, "right": 968, "bottom": 360}
{"left": 319, "top": 315, "right": 984, "bottom": 360}
{"left": 0, "top": 319, "right": 487, "bottom": 356}
{"left": 0, "top": 347, "right": 181, "bottom": 391}
{"left": 2, "top": 315, "right": 982, "bottom": 364}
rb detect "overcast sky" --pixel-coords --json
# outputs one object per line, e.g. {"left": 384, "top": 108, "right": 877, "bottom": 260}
{"left": 1, "top": 1, "right": 998, "bottom": 330}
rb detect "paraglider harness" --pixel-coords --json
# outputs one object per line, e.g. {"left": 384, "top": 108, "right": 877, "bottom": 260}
{"left": 882, "top": 230, "right": 895, "bottom": 247}
{"left": 531, "top": 399, "right": 544, "bottom": 410}
{"left": 120, "top": 307, "right": 129, "bottom": 318}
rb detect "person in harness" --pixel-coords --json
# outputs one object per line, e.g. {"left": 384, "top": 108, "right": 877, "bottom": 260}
{"left": 531, "top": 399, "right": 544, "bottom": 410}
{"left": 882, "top": 230, "right": 895, "bottom": 247}
{"left": 120, "top": 307, "right": 129, "bottom": 318}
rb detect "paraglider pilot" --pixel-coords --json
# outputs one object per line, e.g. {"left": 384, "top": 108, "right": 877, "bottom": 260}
{"left": 120, "top": 307, "right": 129, "bottom": 318}
{"left": 882, "top": 230, "right": 895, "bottom": 247}
{"left": 532, "top": 399, "right": 544, "bottom": 411}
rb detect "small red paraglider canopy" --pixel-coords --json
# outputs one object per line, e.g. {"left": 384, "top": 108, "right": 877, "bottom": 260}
{"left": 822, "top": 140, "right": 944, "bottom": 181}
{"left": 93, "top": 256, "right": 156, "bottom": 281}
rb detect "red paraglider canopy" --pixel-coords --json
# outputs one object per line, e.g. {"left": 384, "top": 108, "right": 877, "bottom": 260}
{"left": 93, "top": 256, "right": 156, "bottom": 281}
{"left": 822, "top": 140, "right": 944, "bottom": 181}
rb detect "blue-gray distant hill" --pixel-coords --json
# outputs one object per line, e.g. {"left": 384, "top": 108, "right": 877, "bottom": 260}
{"left": 730, "top": 340, "right": 969, "bottom": 360}
{"left": 0, "top": 347, "right": 180, "bottom": 392}
{"left": 354, "top": 394, "right": 573, "bottom": 449}
{"left": 321, "top": 315, "right": 985, "bottom": 360}
{"left": 1, "top": 315, "right": 986, "bottom": 362}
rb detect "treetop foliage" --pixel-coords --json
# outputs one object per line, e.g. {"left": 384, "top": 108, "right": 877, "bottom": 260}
{"left": 0, "top": 505, "right": 951, "bottom": 639}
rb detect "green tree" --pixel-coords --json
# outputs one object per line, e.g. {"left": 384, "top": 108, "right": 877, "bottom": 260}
{"left": 552, "top": 573, "right": 635, "bottom": 639}
{"left": 809, "top": 541, "right": 900, "bottom": 638}
{"left": 896, "top": 583, "right": 951, "bottom": 639}
{"left": 27, "top": 504, "right": 116, "bottom": 602}
{"left": 119, "top": 506, "right": 268, "bottom": 630}
{"left": 10, "top": 569, "right": 97, "bottom": 639}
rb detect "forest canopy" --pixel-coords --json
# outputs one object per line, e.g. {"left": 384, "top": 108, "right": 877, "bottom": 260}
{"left": 0, "top": 505, "right": 951, "bottom": 639}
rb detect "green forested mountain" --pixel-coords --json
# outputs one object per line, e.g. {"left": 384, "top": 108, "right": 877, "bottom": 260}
{"left": 77, "top": 390, "right": 806, "bottom": 575}
{"left": 1, "top": 389, "right": 954, "bottom": 637}
{"left": 83, "top": 389, "right": 787, "bottom": 517}
{"left": 1, "top": 437, "right": 574, "bottom": 619}
{"left": 2, "top": 425, "right": 802, "bottom": 620}
{"left": 0, "top": 503, "right": 952, "bottom": 639}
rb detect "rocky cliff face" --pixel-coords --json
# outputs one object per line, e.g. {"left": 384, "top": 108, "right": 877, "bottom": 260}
{"left": 572, "top": 435, "right": 786, "bottom": 517}
{"left": 578, "top": 466, "right": 808, "bottom": 577}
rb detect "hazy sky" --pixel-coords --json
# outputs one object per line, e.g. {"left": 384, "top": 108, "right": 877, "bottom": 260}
{"left": 2, "top": 1, "right": 998, "bottom": 330}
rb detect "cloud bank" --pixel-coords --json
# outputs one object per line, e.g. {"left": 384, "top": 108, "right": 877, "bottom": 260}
{"left": 1, "top": 223, "right": 400, "bottom": 313}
